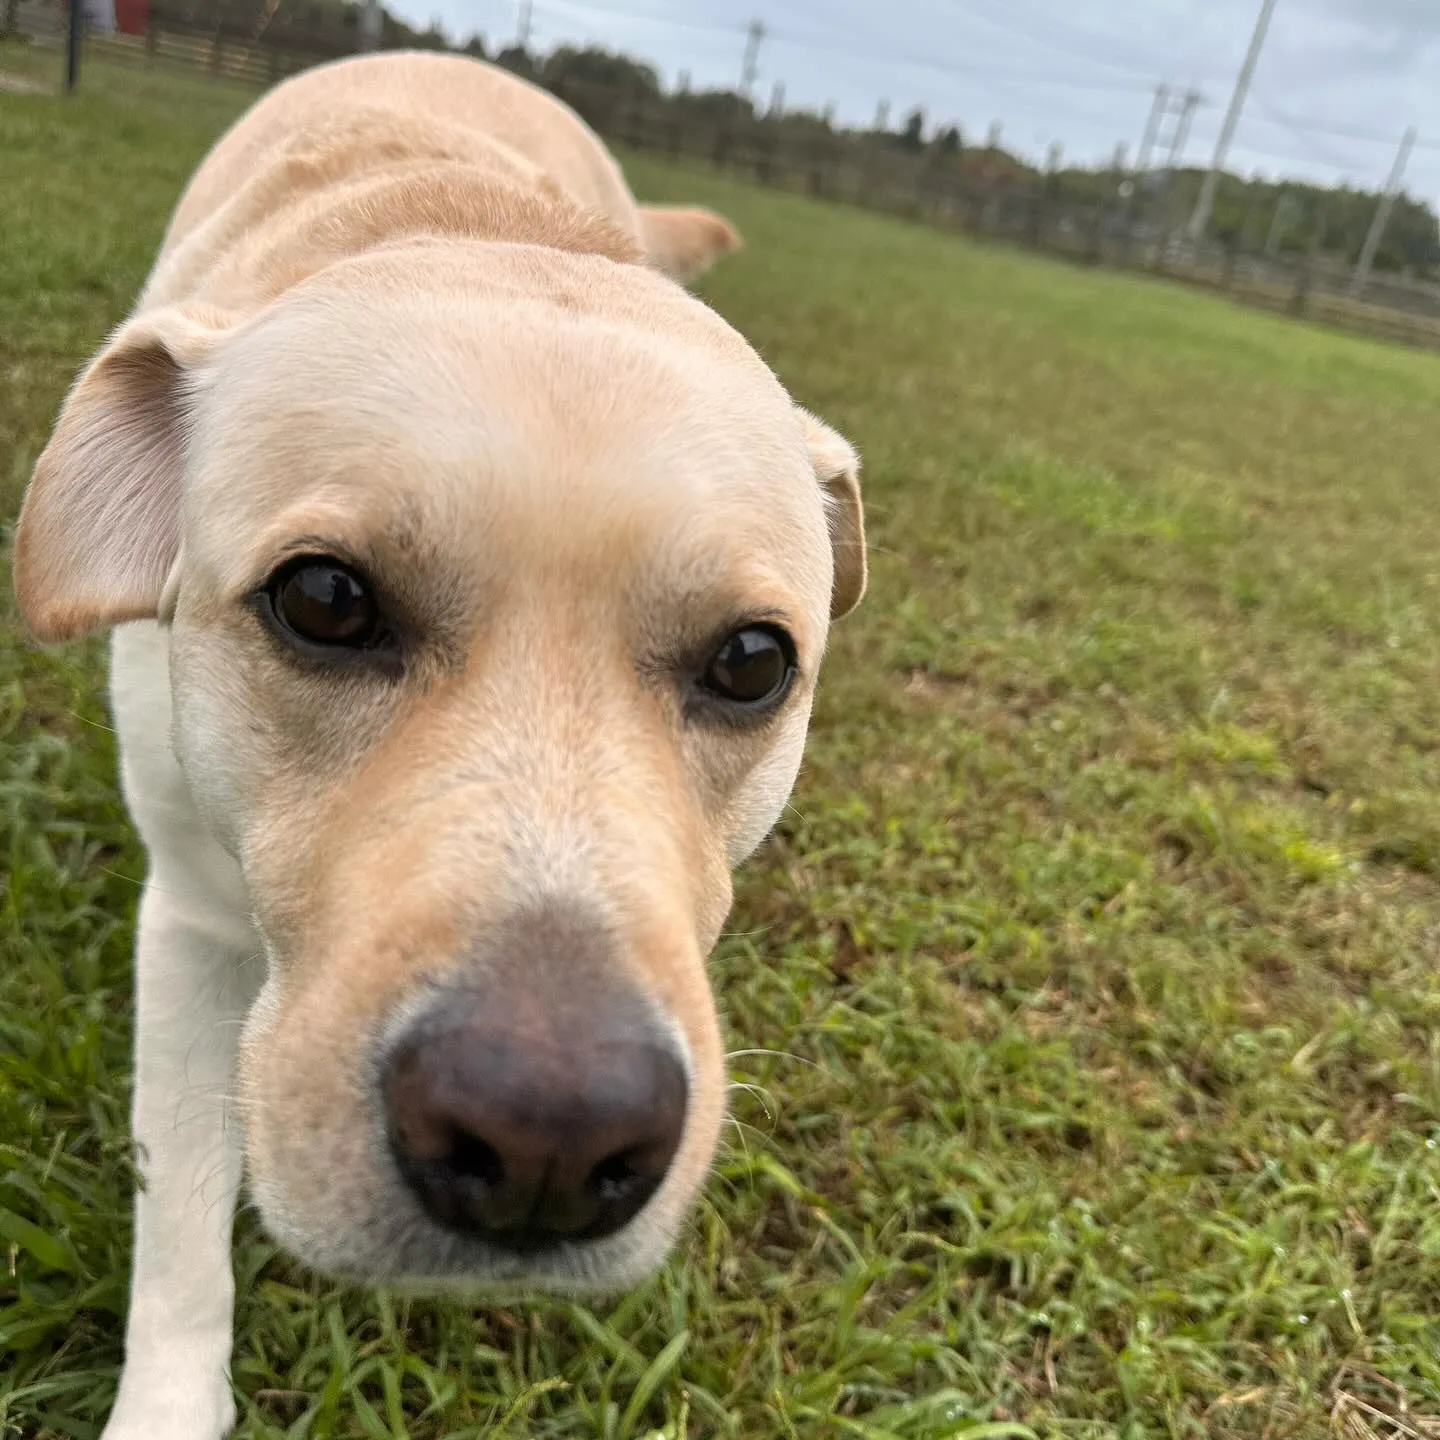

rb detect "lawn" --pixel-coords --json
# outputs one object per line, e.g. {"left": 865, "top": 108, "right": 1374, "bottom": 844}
{"left": 3, "top": 42, "right": 1440, "bottom": 1440}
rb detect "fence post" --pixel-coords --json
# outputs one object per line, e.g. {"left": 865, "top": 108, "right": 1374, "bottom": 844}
{"left": 1027, "top": 187, "right": 1047, "bottom": 248}
{"left": 65, "top": 0, "right": 82, "bottom": 91}
{"left": 1222, "top": 232, "right": 1240, "bottom": 293}
{"left": 914, "top": 157, "right": 941, "bottom": 220}
{"left": 981, "top": 183, "right": 1001, "bottom": 238}
{"left": 622, "top": 93, "right": 642, "bottom": 150}
{"left": 1290, "top": 213, "right": 1325, "bottom": 318}
{"left": 855, "top": 150, "right": 874, "bottom": 209}
{"left": 755, "top": 125, "right": 775, "bottom": 185}
{"left": 1087, "top": 201, "right": 1106, "bottom": 264}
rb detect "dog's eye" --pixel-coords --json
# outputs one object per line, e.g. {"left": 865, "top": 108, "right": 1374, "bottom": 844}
{"left": 267, "top": 558, "right": 381, "bottom": 649}
{"left": 700, "top": 626, "right": 795, "bottom": 707}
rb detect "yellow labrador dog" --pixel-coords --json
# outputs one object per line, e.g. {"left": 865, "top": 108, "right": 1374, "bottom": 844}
{"left": 13, "top": 51, "right": 864, "bottom": 1439}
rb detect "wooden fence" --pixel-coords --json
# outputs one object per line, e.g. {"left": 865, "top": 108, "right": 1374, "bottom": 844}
{"left": 8, "top": 5, "right": 1440, "bottom": 354}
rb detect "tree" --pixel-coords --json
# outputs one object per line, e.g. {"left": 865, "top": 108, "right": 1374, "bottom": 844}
{"left": 934, "top": 124, "right": 961, "bottom": 156}
{"left": 900, "top": 106, "right": 925, "bottom": 153}
{"left": 494, "top": 43, "right": 537, "bottom": 78}
{"left": 540, "top": 45, "right": 660, "bottom": 98}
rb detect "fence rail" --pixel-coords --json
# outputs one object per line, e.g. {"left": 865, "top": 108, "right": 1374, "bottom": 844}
{"left": 7, "top": 8, "right": 1440, "bottom": 354}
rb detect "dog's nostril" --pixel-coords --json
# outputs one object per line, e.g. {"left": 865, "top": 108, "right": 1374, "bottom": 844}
{"left": 448, "top": 1131, "right": 504, "bottom": 1187}
{"left": 587, "top": 1147, "right": 648, "bottom": 1204}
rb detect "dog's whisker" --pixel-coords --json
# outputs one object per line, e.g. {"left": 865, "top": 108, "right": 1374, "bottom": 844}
{"left": 725, "top": 1047, "right": 817, "bottom": 1069}
{"left": 65, "top": 708, "right": 121, "bottom": 736}
{"left": 726, "top": 1081, "right": 777, "bottom": 1124}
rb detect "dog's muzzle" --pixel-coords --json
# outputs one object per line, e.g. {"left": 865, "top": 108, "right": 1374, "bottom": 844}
{"left": 379, "top": 906, "right": 689, "bottom": 1254}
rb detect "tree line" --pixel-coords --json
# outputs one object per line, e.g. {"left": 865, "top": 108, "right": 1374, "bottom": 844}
{"left": 133, "top": 0, "right": 1440, "bottom": 277}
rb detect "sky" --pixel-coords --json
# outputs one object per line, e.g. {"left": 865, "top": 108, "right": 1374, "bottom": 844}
{"left": 385, "top": 0, "right": 1440, "bottom": 205}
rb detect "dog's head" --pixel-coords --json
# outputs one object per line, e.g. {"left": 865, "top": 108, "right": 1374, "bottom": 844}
{"left": 13, "top": 246, "right": 864, "bottom": 1293}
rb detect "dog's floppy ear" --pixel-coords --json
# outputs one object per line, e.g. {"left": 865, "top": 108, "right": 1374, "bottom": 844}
{"left": 637, "top": 205, "right": 742, "bottom": 284}
{"left": 13, "top": 307, "right": 227, "bottom": 643}
{"left": 799, "top": 409, "right": 866, "bottom": 618}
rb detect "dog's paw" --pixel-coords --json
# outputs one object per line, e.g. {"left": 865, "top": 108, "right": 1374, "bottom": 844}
{"left": 101, "top": 1369, "right": 236, "bottom": 1440}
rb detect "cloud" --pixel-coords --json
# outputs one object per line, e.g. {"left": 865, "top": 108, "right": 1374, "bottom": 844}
{"left": 1321, "top": 0, "right": 1440, "bottom": 32}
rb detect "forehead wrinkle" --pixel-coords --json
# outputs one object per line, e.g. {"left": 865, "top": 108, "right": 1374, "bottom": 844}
{"left": 186, "top": 279, "right": 831, "bottom": 632}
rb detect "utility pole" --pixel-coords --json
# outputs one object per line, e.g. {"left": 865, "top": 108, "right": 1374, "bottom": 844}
{"left": 1165, "top": 88, "right": 1201, "bottom": 172}
{"left": 1188, "top": 0, "right": 1279, "bottom": 241}
{"left": 515, "top": 0, "right": 532, "bottom": 48}
{"left": 1265, "top": 190, "right": 1297, "bottom": 255}
{"left": 1136, "top": 84, "right": 1169, "bottom": 173}
{"left": 1351, "top": 126, "right": 1417, "bottom": 296}
{"left": 357, "top": 0, "right": 381, "bottom": 50}
{"left": 739, "top": 17, "right": 764, "bottom": 100}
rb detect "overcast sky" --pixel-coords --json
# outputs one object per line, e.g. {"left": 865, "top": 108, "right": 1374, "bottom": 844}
{"left": 390, "top": 0, "right": 1440, "bottom": 204}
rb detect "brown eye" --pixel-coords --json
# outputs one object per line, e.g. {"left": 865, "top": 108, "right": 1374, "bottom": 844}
{"left": 700, "top": 626, "right": 795, "bottom": 707}
{"left": 267, "top": 558, "right": 381, "bottom": 649}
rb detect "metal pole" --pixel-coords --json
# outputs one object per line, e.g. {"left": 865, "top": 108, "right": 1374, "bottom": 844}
{"left": 1188, "top": 0, "right": 1280, "bottom": 241}
{"left": 1351, "top": 126, "right": 1417, "bottom": 297}
{"left": 357, "top": 0, "right": 381, "bottom": 51}
{"left": 739, "top": 18, "right": 763, "bottom": 100}
{"left": 1136, "top": 84, "right": 1168, "bottom": 172}
{"left": 65, "top": 0, "right": 83, "bottom": 91}
{"left": 1265, "top": 191, "right": 1291, "bottom": 255}
{"left": 1166, "top": 89, "right": 1200, "bottom": 171}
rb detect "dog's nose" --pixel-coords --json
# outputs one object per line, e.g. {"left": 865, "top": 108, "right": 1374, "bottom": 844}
{"left": 382, "top": 996, "right": 688, "bottom": 1249}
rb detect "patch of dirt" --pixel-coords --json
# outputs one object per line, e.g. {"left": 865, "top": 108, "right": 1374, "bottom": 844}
{"left": 0, "top": 71, "right": 50, "bottom": 94}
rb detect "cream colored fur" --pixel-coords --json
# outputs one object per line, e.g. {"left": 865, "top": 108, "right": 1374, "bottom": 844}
{"left": 13, "top": 51, "right": 863, "bottom": 1440}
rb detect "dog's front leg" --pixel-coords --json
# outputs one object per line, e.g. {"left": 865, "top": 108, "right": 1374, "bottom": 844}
{"left": 102, "top": 877, "right": 261, "bottom": 1440}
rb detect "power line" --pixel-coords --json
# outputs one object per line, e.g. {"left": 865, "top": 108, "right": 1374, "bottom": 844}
{"left": 1248, "top": 101, "right": 1440, "bottom": 152}
{"left": 526, "top": 0, "right": 1432, "bottom": 183}
{"left": 937, "top": 0, "right": 1191, "bottom": 85}
{"left": 764, "top": 25, "right": 1160, "bottom": 95}
{"left": 532, "top": 0, "right": 1163, "bottom": 95}
{"left": 532, "top": 0, "right": 746, "bottom": 40}
{"left": 1250, "top": 100, "right": 1380, "bottom": 173}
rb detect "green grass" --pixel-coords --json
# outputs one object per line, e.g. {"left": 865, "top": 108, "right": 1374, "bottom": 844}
{"left": 4, "top": 45, "right": 1440, "bottom": 1440}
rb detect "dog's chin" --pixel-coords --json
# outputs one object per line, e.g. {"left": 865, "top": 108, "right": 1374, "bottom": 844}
{"left": 251, "top": 1187, "right": 679, "bottom": 1302}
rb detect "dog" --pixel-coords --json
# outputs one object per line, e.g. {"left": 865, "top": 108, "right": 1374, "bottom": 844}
{"left": 12, "top": 51, "right": 865, "bottom": 1439}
